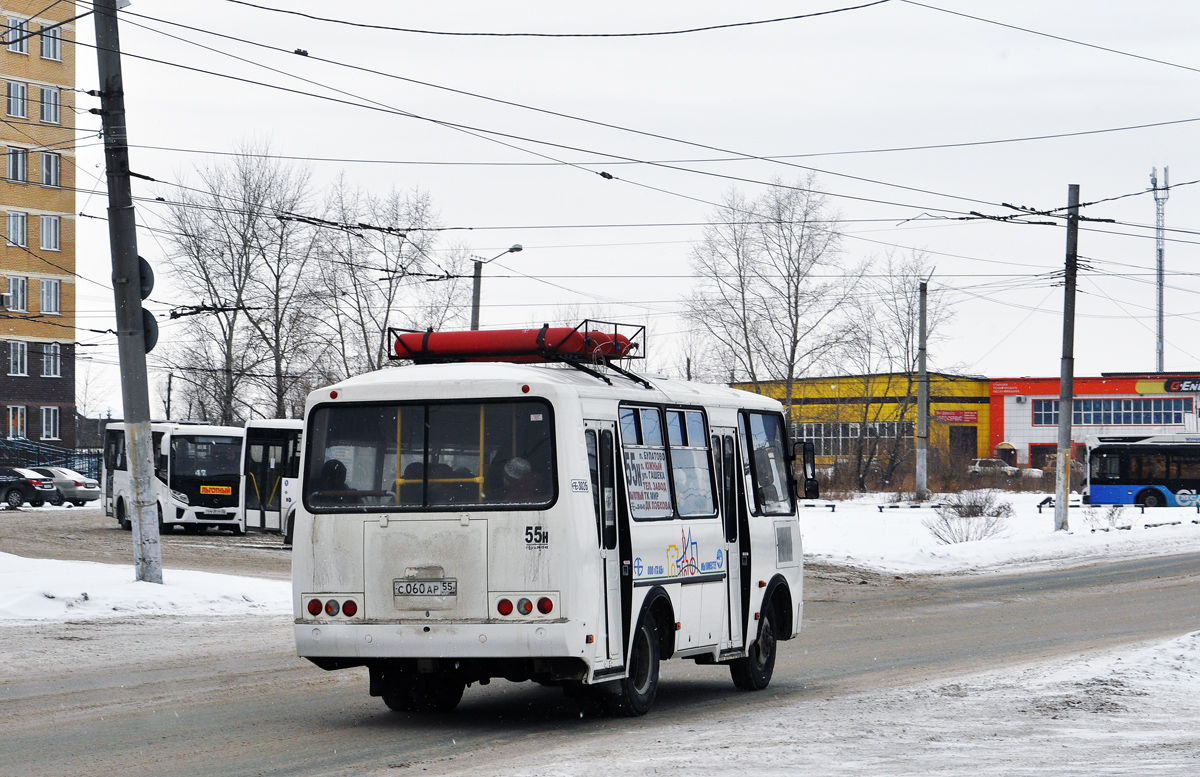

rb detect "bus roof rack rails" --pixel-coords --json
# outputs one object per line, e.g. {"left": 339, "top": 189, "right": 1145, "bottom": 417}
{"left": 388, "top": 320, "right": 653, "bottom": 389}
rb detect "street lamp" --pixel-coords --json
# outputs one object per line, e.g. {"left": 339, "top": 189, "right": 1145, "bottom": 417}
{"left": 470, "top": 244, "right": 523, "bottom": 330}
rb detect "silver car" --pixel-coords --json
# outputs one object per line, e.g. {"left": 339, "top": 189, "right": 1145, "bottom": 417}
{"left": 31, "top": 467, "right": 101, "bottom": 507}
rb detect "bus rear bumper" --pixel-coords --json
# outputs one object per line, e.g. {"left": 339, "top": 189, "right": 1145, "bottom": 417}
{"left": 294, "top": 620, "right": 587, "bottom": 662}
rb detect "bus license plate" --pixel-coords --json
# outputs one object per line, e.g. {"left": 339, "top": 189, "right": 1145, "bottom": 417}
{"left": 394, "top": 579, "right": 457, "bottom": 597}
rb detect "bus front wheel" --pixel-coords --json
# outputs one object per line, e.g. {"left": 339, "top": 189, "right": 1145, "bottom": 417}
{"left": 730, "top": 599, "right": 778, "bottom": 691}
{"left": 116, "top": 499, "right": 131, "bottom": 531}
{"left": 609, "top": 613, "right": 660, "bottom": 717}
{"left": 1137, "top": 489, "right": 1165, "bottom": 508}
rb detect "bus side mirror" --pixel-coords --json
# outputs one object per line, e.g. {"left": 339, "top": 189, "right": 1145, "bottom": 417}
{"left": 792, "top": 441, "right": 819, "bottom": 500}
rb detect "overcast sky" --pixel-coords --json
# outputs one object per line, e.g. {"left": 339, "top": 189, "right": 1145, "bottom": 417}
{"left": 71, "top": 1, "right": 1200, "bottom": 417}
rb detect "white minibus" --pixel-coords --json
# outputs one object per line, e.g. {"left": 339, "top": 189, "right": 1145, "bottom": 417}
{"left": 293, "top": 325, "right": 817, "bottom": 715}
{"left": 241, "top": 418, "right": 303, "bottom": 538}
{"left": 103, "top": 422, "right": 246, "bottom": 534}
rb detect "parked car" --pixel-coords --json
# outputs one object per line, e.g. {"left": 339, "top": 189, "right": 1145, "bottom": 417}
{"left": 0, "top": 467, "right": 61, "bottom": 507}
{"left": 967, "top": 458, "right": 1019, "bottom": 477}
{"left": 31, "top": 466, "right": 100, "bottom": 507}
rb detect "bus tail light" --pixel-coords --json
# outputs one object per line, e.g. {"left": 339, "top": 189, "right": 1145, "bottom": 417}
{"left": 307, "top": 598, "right": 322, "bottom": 616}
{"left": 324, "top": 599, "right": 340, "bottom": 616}
{"left": 517, "top": 597, "right": 533, "bottom": 615}
{"left": 497, "top": 598, "right": 514, "bottom": 616}
{"left": 341, "top": 600, "right": 358, "bottom": 617}
{"left": 537, "top": 597, "right": 553, "bottom": 614}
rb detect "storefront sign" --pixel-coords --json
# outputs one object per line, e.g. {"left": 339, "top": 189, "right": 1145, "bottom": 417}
{"left": 991, "top": 382, "right": 1022, "bottom": 395}
{"left": 1135, "top": 377, "right": 1200, "bottom": 394}
{"left": 935, "top": 409, "right": 978, "bottom": 423}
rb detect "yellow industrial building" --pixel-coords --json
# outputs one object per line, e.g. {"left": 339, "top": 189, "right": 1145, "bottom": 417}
{"left": 737, "top": 372, "right": 991, "bottom": 473}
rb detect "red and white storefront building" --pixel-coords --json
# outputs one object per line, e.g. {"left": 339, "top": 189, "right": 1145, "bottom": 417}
{"left": 989, "top": 374, "right": 1200, "bottom": 468}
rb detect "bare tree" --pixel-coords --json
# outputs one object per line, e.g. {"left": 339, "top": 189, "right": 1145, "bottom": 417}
{"left": 157, "top": 143, "right": 318, "bottom": 423}
{"left": 241, "top": 170, "right": 320, "bottom": 419}
{"left": 316, "top": 178, "right": 468, "bottom": 380}
{"left": 840, "top": 248, "right": 952, "bottom": 489}
{"left": 687, "top": 174, "right": 859, "bottom": 420}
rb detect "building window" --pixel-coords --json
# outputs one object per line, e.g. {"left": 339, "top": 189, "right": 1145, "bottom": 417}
{"left": 6, "top": 211, "right": 26, "bottom": 247}
{"left": 8, "top": 340, "right": 27, "bottom": 376}
{"left": 798, "top": 421, "right": 915, "bottom": 457}
{"left": 39, "top": 86, "right": 58, "bottom": 124}
{"left": 1032, "top": 399, "right": 1059, "bottom": 426}
{"left": 6, "top": 80, "right": 25, "bottom": 117}
{"left": 1032, "top": 397, "right": 1194, "bottom": 426}
{"left": 40, "top": 406, "right": 58, "bottom": 440}
{"left": 39, "top": 215, "right": 59, "bottom": 250}
{"left": 42, "top": 341, "right": 60, "bottom": 376}
{"left": 8, "top": 405, "right": 26, "bottom": 438}
{"left": 40, "top": 152, "right": 59, "bottom": 186}
{"left": 40, "top": 278, "right": 59, "bottom": 313}
{"left": 6, "top": 275, "right": 26, "bottom": 310}
{"left": 39, "top": 24, "right": 60, "bottom": 61}
{"left": 6, "top": 146, "right": 26, "bottom": 181}
{"left": 6, "top": 17, "right": 28, "bottom": 54}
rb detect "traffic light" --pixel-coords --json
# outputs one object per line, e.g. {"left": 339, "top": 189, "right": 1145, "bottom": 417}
{"left": 139, "top": 256, "right": 158, "bottom": 353}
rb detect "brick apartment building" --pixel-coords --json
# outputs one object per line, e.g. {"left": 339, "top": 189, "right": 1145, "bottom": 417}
{"left": 0, "top": 1, "right": 75, "bottom": 447}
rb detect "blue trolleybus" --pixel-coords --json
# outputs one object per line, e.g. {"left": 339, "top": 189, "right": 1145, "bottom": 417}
{"left": 1086, "top": 434, "right": 1200, "bottom": 508}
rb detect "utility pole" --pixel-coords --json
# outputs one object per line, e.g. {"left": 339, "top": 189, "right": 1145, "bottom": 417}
{"left": 95, "top": 0, "right": 162, "bottom": 582}
{"left": 1055, "top": 184, "right": 1080, "bottom": 533}
{"left": 469, "top": 244, "right": 522, "bottom": 331}
{"left": 1152, "top": 167, "right": 1169, "bottom": 372}
{"left": 166, "top": 373, "right": 173, "bottom": 420}
{"left": 915, "top": 280, "right": 929, "bottom": 501}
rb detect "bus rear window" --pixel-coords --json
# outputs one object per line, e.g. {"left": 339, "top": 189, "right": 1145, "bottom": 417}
{"left": 304, "top": 400, "right": 554, "bottom": 511}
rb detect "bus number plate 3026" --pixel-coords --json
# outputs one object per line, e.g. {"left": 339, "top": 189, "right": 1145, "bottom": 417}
{"left": 393, "top": 579, "right": 458, "bottom": 596}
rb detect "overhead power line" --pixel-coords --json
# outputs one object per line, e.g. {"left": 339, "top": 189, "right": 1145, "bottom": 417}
{"left": 218, "top": 0, "right": 891, "bottom": 38}
{"left": 901, "top": 0, "right": 1200, "bottom": 76}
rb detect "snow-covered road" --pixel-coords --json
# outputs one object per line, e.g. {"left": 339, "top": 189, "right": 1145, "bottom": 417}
{"left": 3, "top": 490, "right": 1199, "bottom": 775}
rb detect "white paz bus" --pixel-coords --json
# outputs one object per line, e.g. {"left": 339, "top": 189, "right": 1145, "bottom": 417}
{"left": 293, "top": 324, "right": 818, "bottom": 715}
{"left": 103, "top": 422, "right": 246, "bottom": 534}
{"left": 241, "top": 418, "right": 303, "bottom": 539}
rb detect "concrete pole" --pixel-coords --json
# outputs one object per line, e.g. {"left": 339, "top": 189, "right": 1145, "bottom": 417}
{"left": 1152, "top": 167, "right": 1169, "bottom": 372}
{"left": 95, "top": 0, "right": 162, "bottom": 582}
{"left": 915, "top": 281, "right": 929, "bottom": 501}
{"left": 1055, "top": 185, "right": 1080, "bottom": 533}
{"left": 470, "top": 259, "right": 483, "bottom": 330}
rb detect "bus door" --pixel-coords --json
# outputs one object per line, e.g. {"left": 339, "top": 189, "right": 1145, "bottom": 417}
{"left": 586, "top": 420, "right": 624, "bottom": 667}
{"left": 246, "top": 435, "right": 287, "bottom": 531}
{"left": 714, "top": 429, "right": 744, "bottom": 649}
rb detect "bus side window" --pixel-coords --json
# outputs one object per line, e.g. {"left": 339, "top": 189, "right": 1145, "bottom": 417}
{"left": 667, "top": 409, "right": 715, "bottom": 517}
{"left": 737, "top": 414, "right": 756, "bottom": 514}
{"left": 586, "top": 430, "right": 602, "bottom": 543}
{"left": 152, "top": 431, "right": 166, "bottom": 483}
{"left": 600, "top": 430, "right": 617, "bottom": 549}
{"left": 722, "top": 436, "right": 737, "bottom": 542}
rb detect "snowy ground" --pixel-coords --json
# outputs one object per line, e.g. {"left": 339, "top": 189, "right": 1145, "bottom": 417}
{"left": 802, "top": 490, "right": 1200, "bottom": 575}
{"left": 0, "top": 550, "right": 291, "bottom": 621}
{"left": 3, "top": 491, "right": 1199, "bottom": 774}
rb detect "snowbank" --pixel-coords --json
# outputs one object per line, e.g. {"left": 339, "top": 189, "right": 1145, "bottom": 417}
{"left": 802, "top": 490, "right": 1200, "bottom": 574}
{"left": 0, "top": 551, "right": 291, "bottom": 621}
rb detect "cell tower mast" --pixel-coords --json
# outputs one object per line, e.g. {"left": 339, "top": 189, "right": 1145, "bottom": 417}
{"left": 1152, "top": 166, "right": 1169, "bottom": 372}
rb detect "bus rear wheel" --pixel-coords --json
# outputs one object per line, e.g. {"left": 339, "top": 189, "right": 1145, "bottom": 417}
{"left": 608, "top": 613, "right": 660, "bottom": 717}
{"left": 1137, "top": 489, "right": 1165, "bottom": 508}
{"left": 382, "top": 673, "right": 464, "bottom": 713}
{"left": 730, "top": 600, "right": 778, "bottom": 691}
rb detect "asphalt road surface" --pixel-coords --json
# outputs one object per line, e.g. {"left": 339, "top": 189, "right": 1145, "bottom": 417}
{"left": 2, "top": 508, "right": 1198, "bottom": 776}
